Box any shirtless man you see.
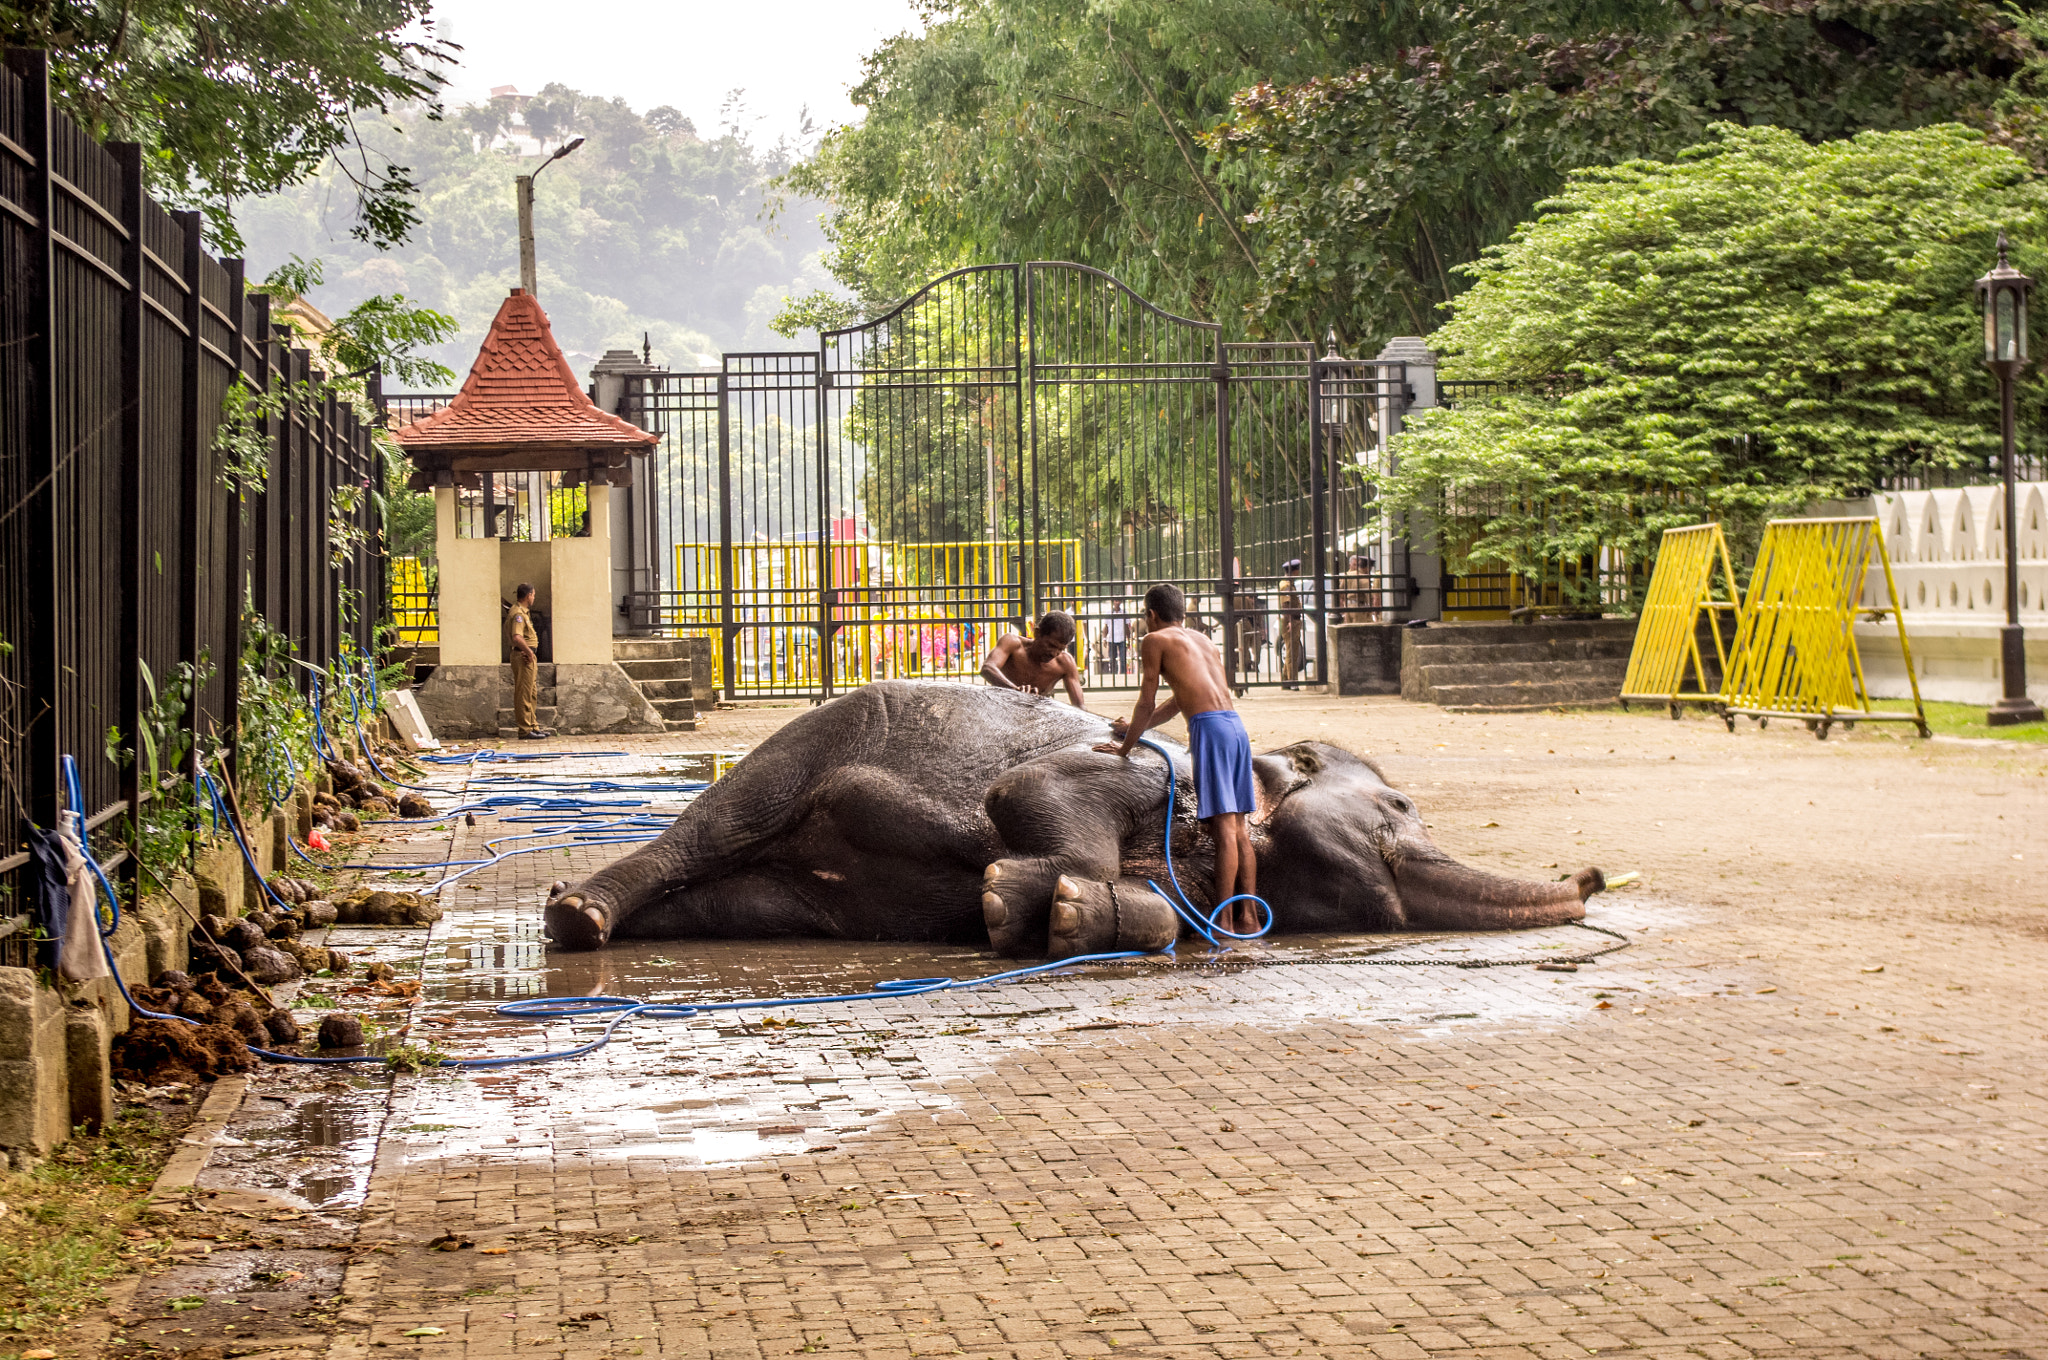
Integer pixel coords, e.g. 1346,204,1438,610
980,611,1087,708
1093,583,1259,936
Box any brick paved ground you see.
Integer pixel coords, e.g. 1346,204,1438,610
197,695,2048,1359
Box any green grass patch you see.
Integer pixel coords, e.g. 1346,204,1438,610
0,1107,180,1350
1870,698,2048,743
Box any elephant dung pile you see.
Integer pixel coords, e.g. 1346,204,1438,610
188,892,352,986
317,758,433,823
331,888,444,928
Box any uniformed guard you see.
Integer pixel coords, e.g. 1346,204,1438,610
508,583,550,739
1278,558,1306,689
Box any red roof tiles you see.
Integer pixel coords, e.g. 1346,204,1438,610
392,290,657,457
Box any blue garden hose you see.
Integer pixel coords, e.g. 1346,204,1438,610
1136,735,1274,947
77,696,1258,1070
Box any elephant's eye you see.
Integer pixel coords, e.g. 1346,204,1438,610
1387,796,1412,815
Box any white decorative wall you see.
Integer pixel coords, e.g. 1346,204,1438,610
1843,483,2048,705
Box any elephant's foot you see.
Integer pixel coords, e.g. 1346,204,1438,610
1047,876,1178,958
981,859,1056,956
544,880,613,950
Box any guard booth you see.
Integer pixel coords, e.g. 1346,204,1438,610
392,288,668,735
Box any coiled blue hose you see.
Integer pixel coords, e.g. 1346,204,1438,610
1135,736,1274,947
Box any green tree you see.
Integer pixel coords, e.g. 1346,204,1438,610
1210,0,2038,347
1380,122,2048,600
239,86,830,374
775,0,1331,337
1,0,453,251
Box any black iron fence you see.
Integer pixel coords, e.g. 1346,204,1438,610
1,48,383,930
615,263,1426,698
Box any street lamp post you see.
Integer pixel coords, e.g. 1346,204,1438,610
1977,232,2046,726
516,136,585,296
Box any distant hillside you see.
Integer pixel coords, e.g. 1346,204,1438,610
237,83,836,383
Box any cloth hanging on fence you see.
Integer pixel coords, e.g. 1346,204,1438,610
26,816,111,982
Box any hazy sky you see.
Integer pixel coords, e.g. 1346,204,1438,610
428,0,926,146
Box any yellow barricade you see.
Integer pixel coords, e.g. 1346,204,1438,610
1621,523,1741,716
1720,517,1928,739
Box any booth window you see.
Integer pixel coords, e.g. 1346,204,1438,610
455,471,593,539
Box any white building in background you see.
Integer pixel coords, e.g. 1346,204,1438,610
1844,483,2048,705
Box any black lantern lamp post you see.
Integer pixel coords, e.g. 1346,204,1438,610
1319,328,1352,434
1976,233,2046,725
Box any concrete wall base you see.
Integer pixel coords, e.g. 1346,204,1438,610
1330,624,1405,696
414,661,664,735
1856,620,2048,706
410,664,507,738
0,819,262,1164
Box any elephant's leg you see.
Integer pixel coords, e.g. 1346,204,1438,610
545,759,821,949
980,748,1171,956
1045,876,1179,957
613,868,833,940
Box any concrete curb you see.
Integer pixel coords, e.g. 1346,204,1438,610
147,1072,249,1204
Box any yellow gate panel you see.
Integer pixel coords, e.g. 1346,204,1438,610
389,556,437,647
1621,523,1740,715
1720,517,1928,739
657,538,1076,695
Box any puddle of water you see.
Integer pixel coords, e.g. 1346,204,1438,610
197,1073,390,1210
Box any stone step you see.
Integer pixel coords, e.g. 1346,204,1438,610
1415,658,1626,689
1403,640,1635,667
618,658,689,681
663,716,699,732
1425,678,1626,710
1406,620,1638,647
647,696,697,722
613,638,690,661
632,678,694,701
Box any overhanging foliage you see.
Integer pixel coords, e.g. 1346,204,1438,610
1381,122,2048,594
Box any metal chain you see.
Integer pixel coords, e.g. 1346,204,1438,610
1190,920,1631,971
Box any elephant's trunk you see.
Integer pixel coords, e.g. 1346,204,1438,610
1391,853,1602,931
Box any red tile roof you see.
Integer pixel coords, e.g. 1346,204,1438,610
391,290,657,456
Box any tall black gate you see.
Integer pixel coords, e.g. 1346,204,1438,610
628,263,1417,699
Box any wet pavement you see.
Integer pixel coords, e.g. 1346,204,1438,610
134,695,2048,1359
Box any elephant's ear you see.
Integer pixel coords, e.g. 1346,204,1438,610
1274,742,1325,776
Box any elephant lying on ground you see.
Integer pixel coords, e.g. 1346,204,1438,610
544,682,1605,957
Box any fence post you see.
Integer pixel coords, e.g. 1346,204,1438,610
176,212,204,810
220,264,249,775
1214,333,1236,693
8,49,59,834
816,340,833,699
1375,337,1440,620
112,142,144,878
1024,266,1041,623
1309,356,1328,687
717,364,736,698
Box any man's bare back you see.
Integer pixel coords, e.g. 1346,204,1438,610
1095,583,1258,934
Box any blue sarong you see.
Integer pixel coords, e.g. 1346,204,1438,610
1185,709,1255,821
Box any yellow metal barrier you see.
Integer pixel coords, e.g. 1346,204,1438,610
1720,517,1928,739
1621,523,1741,716
662,538,1081,693
389,556,437,647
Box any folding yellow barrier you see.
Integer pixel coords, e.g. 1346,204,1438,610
1720,516,1928,739
1621,523,1742,717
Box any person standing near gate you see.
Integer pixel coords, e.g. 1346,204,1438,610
1279,559,1306,689
1104,597,1130,676
509,584,552,739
